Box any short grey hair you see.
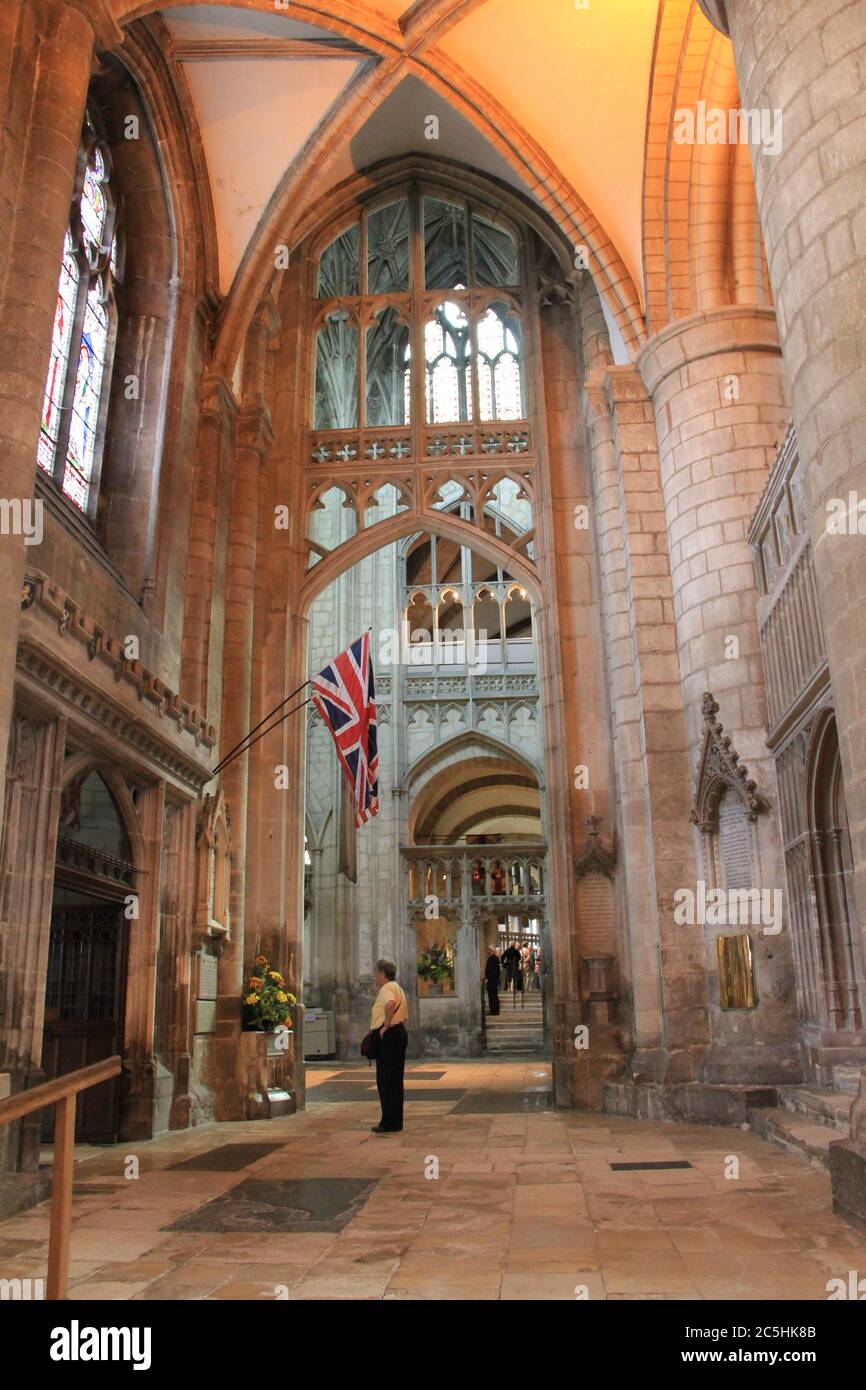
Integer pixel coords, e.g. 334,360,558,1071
375,958,397,981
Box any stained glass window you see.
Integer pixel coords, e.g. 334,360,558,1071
310,188,528,439
39,236,79,475
425,302,472,424
476,304,525,421
37,118,119,515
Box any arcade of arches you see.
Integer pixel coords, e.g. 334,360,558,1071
1,0,866,1248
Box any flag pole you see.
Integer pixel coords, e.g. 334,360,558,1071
213,695,313,779
211,679,311,777
210,628,374,781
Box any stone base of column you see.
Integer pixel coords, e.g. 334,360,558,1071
192,1032,271,1123
605,1078,778,1127
828,1140,866,1234
701,1042,803,1087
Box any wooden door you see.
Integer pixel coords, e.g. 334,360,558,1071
41,904,127,1142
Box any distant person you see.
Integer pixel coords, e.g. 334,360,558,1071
370,959,408,1135
502,940,520,992
484,946,501,1015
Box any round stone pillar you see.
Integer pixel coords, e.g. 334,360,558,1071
0,0,101,826
638,307,789,766
700,0,866,941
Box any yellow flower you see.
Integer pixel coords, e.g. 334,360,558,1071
245,993,259,1005
269,971,283,983
276,990,288,1004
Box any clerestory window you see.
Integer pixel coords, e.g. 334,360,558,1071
38,111,121,516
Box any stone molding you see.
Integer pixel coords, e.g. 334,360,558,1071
637,306,783,396
52,0,125,51
690,692,764,831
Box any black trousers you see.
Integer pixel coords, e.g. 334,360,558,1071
486,980,500,1015
375,1023,408,1131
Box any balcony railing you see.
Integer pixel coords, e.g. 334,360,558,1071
405,842,547,914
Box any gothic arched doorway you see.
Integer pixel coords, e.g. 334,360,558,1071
41,765,139,1142
806,713,866,1039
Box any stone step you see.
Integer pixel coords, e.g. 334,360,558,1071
779,1085,853,1132
750,1106,837,1170
832,1065,863,1097
486,1041,546,1053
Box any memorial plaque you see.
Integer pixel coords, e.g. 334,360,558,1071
196,949,218,1001
195,999,217,1035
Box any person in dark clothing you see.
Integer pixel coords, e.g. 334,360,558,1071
370,958,408,1134
502,941,520,992
484,946,501,1015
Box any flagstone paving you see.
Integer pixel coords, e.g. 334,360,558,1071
1,1060,865,1300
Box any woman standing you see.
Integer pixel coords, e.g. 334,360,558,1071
370,959,409,1134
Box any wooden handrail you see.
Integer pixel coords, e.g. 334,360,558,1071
0,1055,121,1300
0,1055,121,1124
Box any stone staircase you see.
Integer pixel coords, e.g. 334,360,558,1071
484,990,545,1054
749,1067,858,1170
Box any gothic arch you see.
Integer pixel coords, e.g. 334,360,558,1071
59,753,146,872
300,507,541,613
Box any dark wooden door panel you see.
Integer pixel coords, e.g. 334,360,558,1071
41,904,127,1142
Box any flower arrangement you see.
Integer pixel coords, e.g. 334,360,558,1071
243,954,296,1032
417,943,454,985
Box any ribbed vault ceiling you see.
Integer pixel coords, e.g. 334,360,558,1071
157,1,661,305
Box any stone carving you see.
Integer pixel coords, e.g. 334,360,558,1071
690,693,764,830
574,816,616,880
20,571,216,752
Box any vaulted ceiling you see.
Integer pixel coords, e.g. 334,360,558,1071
121,1,746,369
152,2,662,309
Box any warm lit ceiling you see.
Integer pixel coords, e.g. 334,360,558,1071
160,1,660,306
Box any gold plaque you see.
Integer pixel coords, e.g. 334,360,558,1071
717,933,756,1010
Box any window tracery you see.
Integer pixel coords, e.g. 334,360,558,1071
38,114,121,515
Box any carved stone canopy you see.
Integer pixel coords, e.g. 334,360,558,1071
574,816,616,880
691,693,764,831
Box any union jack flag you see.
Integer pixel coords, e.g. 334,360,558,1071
311,633,379,827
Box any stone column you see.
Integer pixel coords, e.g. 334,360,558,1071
699,0,866,952
700,0,866,1217
588,364,709,1085
0,712,65,1198
217,383,272,1012
180,373,237,716
638,308,789,766
638,308,800,1083
0,1,108,830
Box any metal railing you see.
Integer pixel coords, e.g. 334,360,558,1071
0,1055,121,1299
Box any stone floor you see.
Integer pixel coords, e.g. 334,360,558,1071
2,1058,865,1300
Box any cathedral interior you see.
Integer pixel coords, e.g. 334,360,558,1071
1,0,866,1311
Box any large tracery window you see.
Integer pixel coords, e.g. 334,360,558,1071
38,113,121,515
313,185,525,433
